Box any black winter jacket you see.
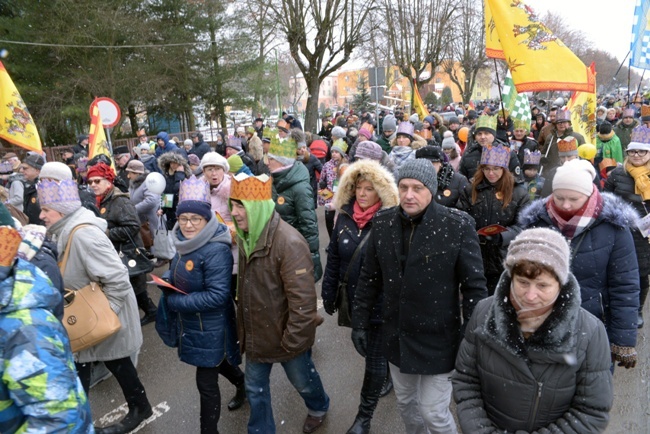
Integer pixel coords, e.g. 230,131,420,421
518,193,640,347
457,180,530,276
453,273,613,434
98,187,144,251
352,202,487,375
22,180,42,225
434,163,469,208
604,165,650,275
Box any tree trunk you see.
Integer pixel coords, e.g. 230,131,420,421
128,104,138,135
304,73,321,133
209,22,228,137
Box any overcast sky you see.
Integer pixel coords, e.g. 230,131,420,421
528,0,638,64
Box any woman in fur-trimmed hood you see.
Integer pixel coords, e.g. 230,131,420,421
322,159,398,434
157,152,191,229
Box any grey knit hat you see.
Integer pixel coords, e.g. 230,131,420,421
382,115,397,132
504,228,571,285
397,159,438,196
441,131,456,150
331,126,347,139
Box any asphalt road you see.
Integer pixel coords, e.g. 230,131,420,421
89,208,650,433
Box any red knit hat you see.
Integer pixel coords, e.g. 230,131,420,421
87,162,115,183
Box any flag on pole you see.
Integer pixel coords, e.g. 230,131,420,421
630,0,650,69
412,79,429,121
484,0,595,93
0,62,42,153
566,63,598,143
88,100,116,172
500,70,532,124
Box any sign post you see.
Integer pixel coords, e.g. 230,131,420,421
90,97,121,154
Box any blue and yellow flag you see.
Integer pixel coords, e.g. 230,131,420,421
630,0,650,69
0,62,42,153
484,0,595,93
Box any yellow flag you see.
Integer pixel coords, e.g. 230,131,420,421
566,64,597,143
484,0,595,93
88,100,116,172
0,62,42,153
412,79,428,121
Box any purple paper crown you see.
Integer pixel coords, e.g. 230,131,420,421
480,145,510,169
0,161,13,174
623,108,636,118
523,149,542,166
396,121,414,137
556,110,572,122
36,179,80,207
179,175,210,204
76,157,89,171
630,126,650,145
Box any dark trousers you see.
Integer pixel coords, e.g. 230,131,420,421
358,325,387,417
76,357,149,410
640,274,649,312
196,360,245,434
325,210,336,238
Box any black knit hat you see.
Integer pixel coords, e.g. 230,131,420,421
397,159,438,196
23,153,44,170
415,145,443,162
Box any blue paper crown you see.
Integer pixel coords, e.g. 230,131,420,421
523,149,541,166
480,145,510,169
630,126,650,145
36,179,80,207
179,175,210,204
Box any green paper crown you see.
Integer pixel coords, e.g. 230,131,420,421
512,118,530,131
475,114,497,131
264,126,297,159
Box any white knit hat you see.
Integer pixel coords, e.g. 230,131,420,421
552,159,596,197
40,162,73,181
200,152,229,173
504,228,571,285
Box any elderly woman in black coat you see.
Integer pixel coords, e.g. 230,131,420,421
453,228,613,433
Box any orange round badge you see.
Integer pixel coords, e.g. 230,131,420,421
443,189,451,197
31,197,36,203
495,192,503,200
277,196,285,205
185,260,194,271
100,207,106,214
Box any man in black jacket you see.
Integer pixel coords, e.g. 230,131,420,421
351,159,487,434
190,132,212,160
18,153,45,224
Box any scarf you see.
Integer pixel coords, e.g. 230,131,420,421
95,185,113,209
437,162,455,190
510,283,559,337
546,186,603,239
626,161,650,201
389,146,415,168
353,200,382,229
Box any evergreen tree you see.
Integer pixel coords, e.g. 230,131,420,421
441,86,453,107
352,75,372,114
424,92,438,106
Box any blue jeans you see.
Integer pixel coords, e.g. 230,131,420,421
245,349,330,433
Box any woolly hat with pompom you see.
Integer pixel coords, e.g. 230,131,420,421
441,131,456,150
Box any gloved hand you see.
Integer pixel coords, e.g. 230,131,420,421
351,328,368,358
611,344,637,369
479,233,502,245
323,298,336,315
157,276,175,297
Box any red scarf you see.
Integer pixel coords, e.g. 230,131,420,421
546,186,603,239
353,200,382,229
95,185,113,209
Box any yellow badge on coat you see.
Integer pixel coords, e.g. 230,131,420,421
100,207,106,214
277,196,285,205
495,192,503,200
443,189,451,197
31,197,36,203
185,260,194,271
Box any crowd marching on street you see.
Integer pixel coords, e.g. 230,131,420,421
2,99,650,434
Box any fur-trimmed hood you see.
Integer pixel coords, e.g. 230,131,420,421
484,271,582,358
157,152,191,177
518,191,640,230
332,159,399,212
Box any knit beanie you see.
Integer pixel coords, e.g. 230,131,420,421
355,141,383,161
415,145,444,162
187,154,200,166
358,127,372,140
24,153,45,170
441,131,456,150
382,115,397,132
397,159,438,196
504,228,571,285
226,137,243,152
552,159,596,197
184,139,193,147
331,139,348,157
200,152,230,172
40,162,73,181
87,162,115,184
331,126,347,139
227,154,244,173
409,113,419,123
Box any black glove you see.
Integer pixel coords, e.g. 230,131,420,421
351,329,368,358
157,276,175,297
479,233,502,246
323,298,336,316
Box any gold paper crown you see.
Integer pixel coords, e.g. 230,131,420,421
230,174,273,201
268,136,297,159
642,105,650,118
512,118,530,131
557,137,578,154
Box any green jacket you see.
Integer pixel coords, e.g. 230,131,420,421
597,135,624,164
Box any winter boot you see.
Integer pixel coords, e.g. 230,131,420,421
346,370,383,434
95,402,153,434
136,292,157,326
379,372,393,397
228,382,247,411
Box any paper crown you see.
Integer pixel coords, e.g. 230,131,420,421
475,115,497,132
513,118,530,131
641,105,650,120
523,149,542,166
630,126,650,145
0,161,13,174
396,121,414,137
262,126,276,140
36,179,80,207
276,119,290,131
179,175,210,204
557,137,578,155
268,134,297,159
480,145,510,168
623,108,636,118
76,157,89,171
230,174,272,201
555,110,572,122
360,122,374,136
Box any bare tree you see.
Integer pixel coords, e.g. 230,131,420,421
271,0,373,132
441,0,488,104
383,0,458,110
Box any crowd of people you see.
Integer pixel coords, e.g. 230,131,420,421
0,99,647,433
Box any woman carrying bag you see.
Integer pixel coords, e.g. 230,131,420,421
321,159,398,434
37,178,152,434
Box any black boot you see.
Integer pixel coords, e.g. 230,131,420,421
228,382,246,411
95,402,153,434
136,292,157,326
346,370,383,434
379,373,393,397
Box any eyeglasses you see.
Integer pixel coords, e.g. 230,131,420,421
178,216,205,226
88,179,104,185
626,149,648,157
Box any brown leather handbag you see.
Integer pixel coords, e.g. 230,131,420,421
140,221,153,249
59,225,121,353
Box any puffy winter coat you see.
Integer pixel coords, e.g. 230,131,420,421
518,193,640,347
98,186,144,251
236,212,318,363
514,136,540,166
158,152,191,229
453,273,613,434
165,217,240,368
22,180,42,225
129,172,160,233
272,161,322,281
434,163,469,208
457,180,530,276
0,259,93,433
458,141,523,182
604,165,650,275
192,139,212,160
155,132,188,159
352,201,488,375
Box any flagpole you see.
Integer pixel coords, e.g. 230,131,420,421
493,59,507,119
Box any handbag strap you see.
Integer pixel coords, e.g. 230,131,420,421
341,230,371,285
58,224,91,275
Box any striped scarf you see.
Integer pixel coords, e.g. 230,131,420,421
546,186,603,239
